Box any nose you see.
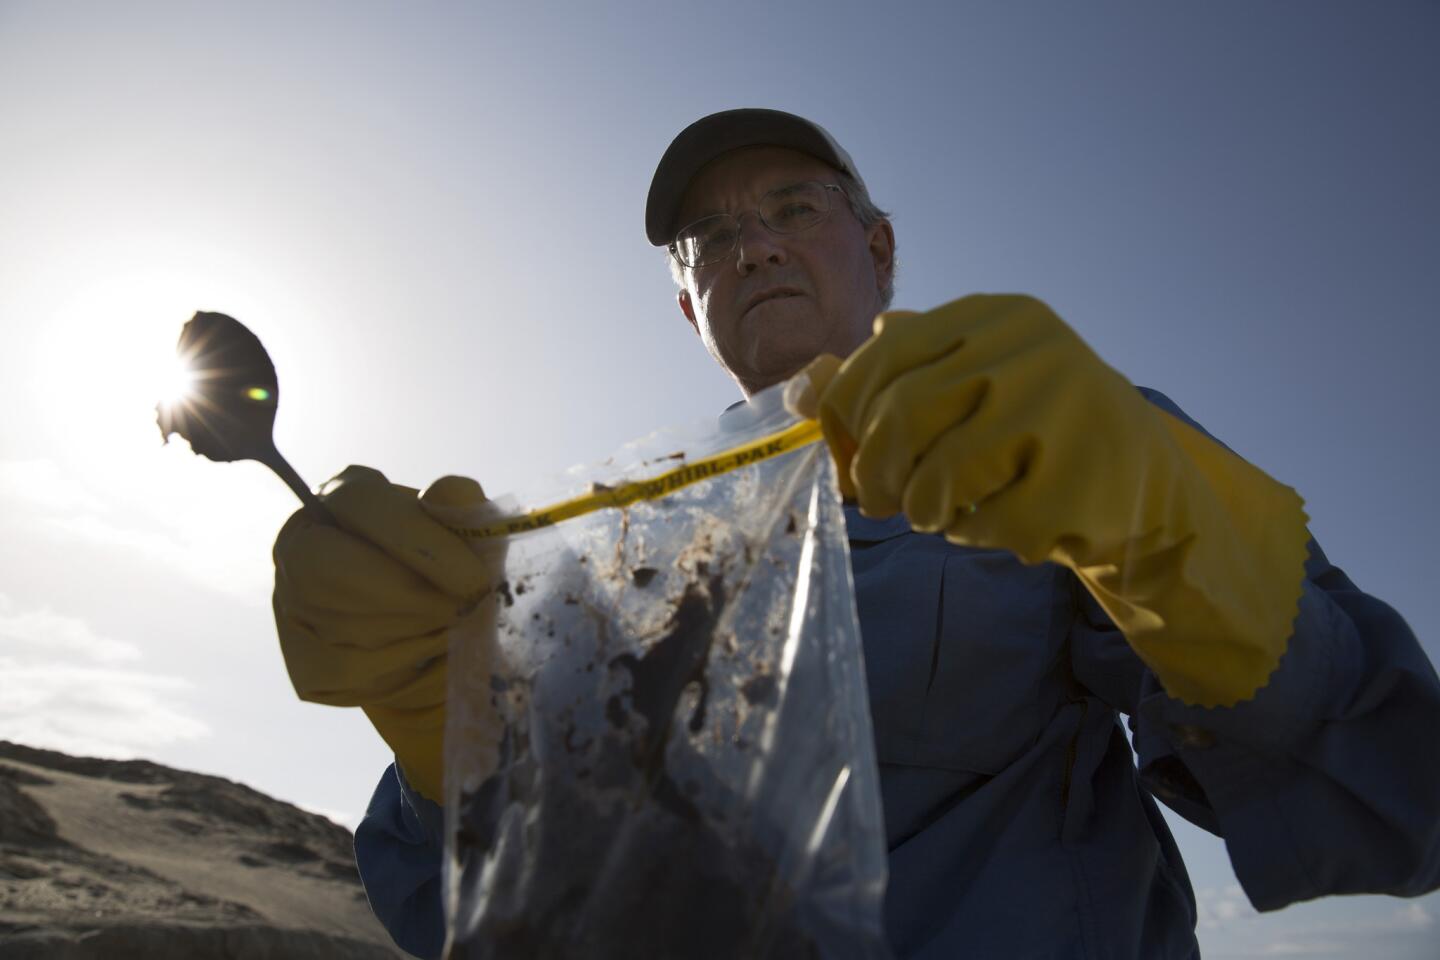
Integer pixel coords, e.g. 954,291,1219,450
733,212,787,276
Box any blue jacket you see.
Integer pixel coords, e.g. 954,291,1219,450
354,389,1440,959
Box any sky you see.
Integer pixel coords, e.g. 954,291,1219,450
1,1,1437,956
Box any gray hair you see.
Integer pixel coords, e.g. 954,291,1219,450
665,171,896,310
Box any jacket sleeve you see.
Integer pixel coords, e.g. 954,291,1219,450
1070,387,1440,912
353,762,446,959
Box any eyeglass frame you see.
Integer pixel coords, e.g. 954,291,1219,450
667,180,850,269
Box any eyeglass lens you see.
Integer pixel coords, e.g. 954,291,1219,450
674,181,833,267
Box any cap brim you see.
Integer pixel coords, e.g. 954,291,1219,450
645,108,861,246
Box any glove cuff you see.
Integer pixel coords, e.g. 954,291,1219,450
1065,409,1311,707
364,701,446,804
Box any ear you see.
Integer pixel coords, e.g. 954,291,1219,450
677,288,699,335
866,219,896,294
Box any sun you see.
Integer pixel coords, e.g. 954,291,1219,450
30,263,264,458
158,355,200,408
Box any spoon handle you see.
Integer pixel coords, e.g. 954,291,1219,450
260,445,337,525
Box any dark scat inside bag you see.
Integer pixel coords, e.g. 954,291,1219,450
443,389,891,960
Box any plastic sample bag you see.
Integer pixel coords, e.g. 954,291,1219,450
437,385,892,959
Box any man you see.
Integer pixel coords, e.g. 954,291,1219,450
272,109,1440,958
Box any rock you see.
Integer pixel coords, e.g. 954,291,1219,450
0,776,63,847
0,740,406,959
0,922,399,959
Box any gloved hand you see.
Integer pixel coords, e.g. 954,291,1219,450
787,294,1310,707
272,466,507,803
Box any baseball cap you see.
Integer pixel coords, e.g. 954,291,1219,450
645,108,865,246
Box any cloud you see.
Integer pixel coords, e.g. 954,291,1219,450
0,659,210,758
0,595,209,759
41,511,258,600
0,456,270,600
1194,880,1440,960
1196,884,1260,930
1392,902,1431,930
1258,942,1343,956
0,458,109,514
0,594,141,663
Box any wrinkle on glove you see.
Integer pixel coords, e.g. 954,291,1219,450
273,466,505,802
789,295,1311,707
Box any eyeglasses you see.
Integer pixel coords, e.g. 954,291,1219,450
670,181,847,268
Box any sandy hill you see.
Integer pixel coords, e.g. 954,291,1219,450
0,740,409,959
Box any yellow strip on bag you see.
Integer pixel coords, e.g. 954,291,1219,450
446,419,823,540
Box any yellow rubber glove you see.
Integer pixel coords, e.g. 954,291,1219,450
272,466,505,802
789,294,1311,707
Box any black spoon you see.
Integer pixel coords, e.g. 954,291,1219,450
156,311,334,524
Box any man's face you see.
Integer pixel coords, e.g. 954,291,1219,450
674,146,895,396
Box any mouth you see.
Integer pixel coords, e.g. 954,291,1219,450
741,288,804,317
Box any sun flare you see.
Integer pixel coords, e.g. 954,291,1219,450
30,249,292,459
159,356,200,407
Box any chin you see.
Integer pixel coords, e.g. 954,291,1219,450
734,353,815,397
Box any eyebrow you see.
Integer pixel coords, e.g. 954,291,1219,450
686,180,815,221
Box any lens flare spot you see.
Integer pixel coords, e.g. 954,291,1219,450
245,386,271,402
